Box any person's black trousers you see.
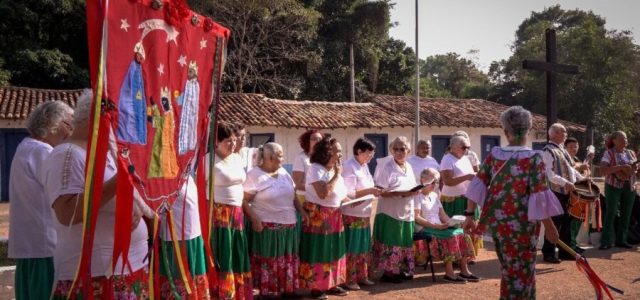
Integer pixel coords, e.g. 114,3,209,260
542,191,572,258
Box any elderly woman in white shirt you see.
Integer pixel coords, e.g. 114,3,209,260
440,135,476,217
211,121,252,299
372,136,420,284
9,100,73,299
300,137,349,299
341,138,382,290
42,90,149,298
243,142,307,298
414,168,478,283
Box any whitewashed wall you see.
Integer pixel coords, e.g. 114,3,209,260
246,125,548,167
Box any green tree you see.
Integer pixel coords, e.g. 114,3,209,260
0,0,88,88
489,5,640,147
421,52,491,98
191,0,320,100
303,0,391,101
375,38,416,96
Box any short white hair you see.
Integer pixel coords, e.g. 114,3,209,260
72,89,94,127
416,140,431,148
257,142,282,165
389,136,411,151
26,101,73,138
548,123,566,137
500,106,532,137
420,167,440,184
453,131,470,139
449,135,468,148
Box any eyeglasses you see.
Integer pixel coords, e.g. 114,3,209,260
61,120,73,131
460,145,470,151
392,147,407,152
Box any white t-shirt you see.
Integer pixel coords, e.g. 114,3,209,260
407,155,440,183
42,143,148,280
305,163,348,208
161,176,201,241
214,153,246,206
292,151,311,195
374,159,417,222
244,167,297,224
440,153,474,197
415,191,442,231
341,157,375,218
8,137,57,259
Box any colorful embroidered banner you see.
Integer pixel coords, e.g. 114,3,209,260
83,0,229,298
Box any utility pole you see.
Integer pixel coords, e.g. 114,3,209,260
414,0,420,147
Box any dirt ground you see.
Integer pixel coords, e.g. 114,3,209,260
0,202,639,299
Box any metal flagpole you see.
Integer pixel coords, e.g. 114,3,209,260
415,0,420,147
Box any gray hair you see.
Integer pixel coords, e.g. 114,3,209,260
389,136,411,151
420,167,440,184
500,106,532,137
72,89,94,127
453,131,470,139
26,101,74,138
257,142,282,166
416,140,431,148
548,123,566,137
449,135,468,148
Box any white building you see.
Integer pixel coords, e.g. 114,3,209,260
0,86,585,199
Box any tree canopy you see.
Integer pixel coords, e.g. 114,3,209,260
488,5,640,147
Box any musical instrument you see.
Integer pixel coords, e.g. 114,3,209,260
569,180,600,221
613,161,638,181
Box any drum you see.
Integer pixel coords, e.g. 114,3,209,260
569,180,600,220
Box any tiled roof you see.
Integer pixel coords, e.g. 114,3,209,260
0,86,84,120
368,95,586,132
0,86,585,132
220,93,412,129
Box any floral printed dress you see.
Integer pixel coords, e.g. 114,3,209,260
465,146,563,299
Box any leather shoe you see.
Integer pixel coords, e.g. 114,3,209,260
574,246,586,254
615,243,632,249
399,272,414,280
380,274,402,284
543,256,561,264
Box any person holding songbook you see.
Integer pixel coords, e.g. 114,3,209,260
372,136,420,284
341,138,382,290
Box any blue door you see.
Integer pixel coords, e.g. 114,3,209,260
364,134,388,175
0,129,29,201
480,135,501,162
431,135,451,164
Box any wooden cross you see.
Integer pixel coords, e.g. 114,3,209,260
522,28,578,139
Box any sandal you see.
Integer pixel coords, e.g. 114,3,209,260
359,278,375,286
310,290,328,300
344,282,361,290
328,286,349,296
443,275,467,283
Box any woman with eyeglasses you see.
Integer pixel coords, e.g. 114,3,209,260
340,138,382,290
413,168,478,283
372,136,420,284
440,135,476,218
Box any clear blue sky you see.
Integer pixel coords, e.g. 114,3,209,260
389,0,640,71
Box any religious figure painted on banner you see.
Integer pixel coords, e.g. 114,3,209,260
178,60,200,154
117,42,148,145
147,87,179,179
